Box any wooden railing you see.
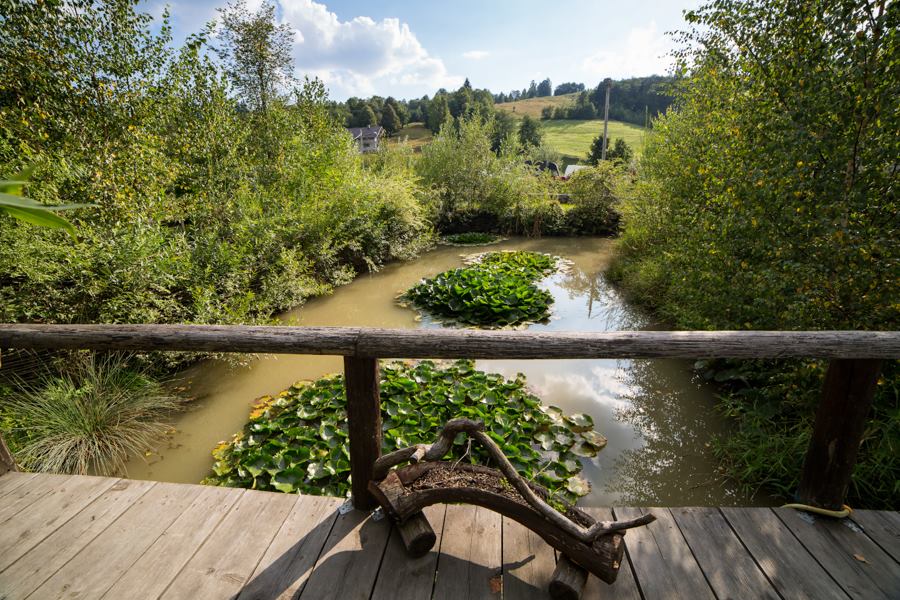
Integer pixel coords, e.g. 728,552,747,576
1,324,898,510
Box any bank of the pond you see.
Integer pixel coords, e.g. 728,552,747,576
125,237,774,507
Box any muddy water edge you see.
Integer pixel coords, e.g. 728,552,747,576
125,237,773,507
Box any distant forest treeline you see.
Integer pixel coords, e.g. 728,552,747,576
329,76,674,133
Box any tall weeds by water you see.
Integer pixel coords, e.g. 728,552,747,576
7,354,182,476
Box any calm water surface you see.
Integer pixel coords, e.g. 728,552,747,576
126,237,771,506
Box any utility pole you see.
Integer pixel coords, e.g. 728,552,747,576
601,78,611,161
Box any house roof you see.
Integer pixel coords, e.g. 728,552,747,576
346,126,385,140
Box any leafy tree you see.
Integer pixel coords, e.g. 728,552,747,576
526,80,538,98
554,82,585,95
541,106,554,120
491,110,518,153
216,0,294,115
361,104,378,126
537,78,553,97
606,138,633,163
380,103,401,135
586,134,606,165
518,115,544,148
426,94,452,133
613,0,899,507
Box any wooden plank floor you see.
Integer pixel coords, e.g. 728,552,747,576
0,472,897,599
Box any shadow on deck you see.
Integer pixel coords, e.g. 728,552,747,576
0,472,897,599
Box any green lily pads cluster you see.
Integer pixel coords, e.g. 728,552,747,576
401,251,560,327
441,232,503,246
204,360,607,502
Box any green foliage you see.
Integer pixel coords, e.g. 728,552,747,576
380,104,402,135
204,360,607,501
402,251,558,327
606,138,634,163
442,232,503,246
0,173,90,238
417,114,558,235
4,354,182,476
563,164,621,235
611,0,899,507
0,1,433,357
518,115,544,148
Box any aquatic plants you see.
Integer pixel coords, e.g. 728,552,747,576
205,360,607,502
401,251,560,327
5,354,182,476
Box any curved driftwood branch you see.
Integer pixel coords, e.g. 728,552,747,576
375,418,654,544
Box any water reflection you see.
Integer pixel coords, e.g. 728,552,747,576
125,237,770,506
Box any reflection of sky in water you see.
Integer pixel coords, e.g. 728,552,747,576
128,238,771,506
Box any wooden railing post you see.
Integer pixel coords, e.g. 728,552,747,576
0,431,17,475
795,359,882,510
344,356,382,510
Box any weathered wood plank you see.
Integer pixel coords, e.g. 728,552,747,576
851,510,900,564
103,485,244,599
1,324,898,359
0,478,155,600
371,504,447,600
432,504,503,600
0,472,75,524
161,488,297,599
613,507,715,600
0,474,119,571
299,507,393,600
775,507,900,599
0,471,36,499
502,516,558,599
581,507,642,600
796,359,883,509
671,507,779,599
345,356,382,510
720,506,849,600
29,481,202,599
237,494,345,600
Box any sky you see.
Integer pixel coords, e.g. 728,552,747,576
149,0,702,101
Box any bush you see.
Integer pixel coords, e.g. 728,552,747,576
562,164,621,235
416,115,558,235
5,354,182,475
205,360,607,501
442,232,503,245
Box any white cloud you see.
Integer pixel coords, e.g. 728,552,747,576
278,0,460,98
462,50,489,60
581,22,673,79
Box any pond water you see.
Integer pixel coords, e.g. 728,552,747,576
126,237,772,506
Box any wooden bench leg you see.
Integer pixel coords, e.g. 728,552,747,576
397,510,436,558
549,554,588,600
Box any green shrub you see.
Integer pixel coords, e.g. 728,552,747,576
563,164,621,235
417,114,558,235
442,232,502,245
5,354,182,476
402,251,559,327
205,360,607,501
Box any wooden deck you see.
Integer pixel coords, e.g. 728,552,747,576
0,472,897,600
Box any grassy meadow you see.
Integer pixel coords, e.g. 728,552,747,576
494,93,578,118
543,119,647,161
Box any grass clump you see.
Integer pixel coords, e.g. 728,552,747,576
401,251,559,327
204,360,607,501
4,354,182,476
441,232,503,246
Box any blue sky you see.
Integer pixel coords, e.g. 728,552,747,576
152,0,701,100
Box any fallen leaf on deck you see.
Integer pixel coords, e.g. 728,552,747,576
853,553,869,564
